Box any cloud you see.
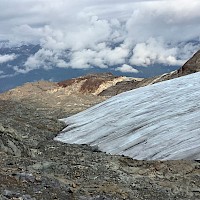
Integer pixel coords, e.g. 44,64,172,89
129,38,185,66
0,54,17,64
116,64,139,73
0,73,16,79
125,0,200,44
69,44,129,69
0,0,200,74
13,48,57,73
11,25,45,45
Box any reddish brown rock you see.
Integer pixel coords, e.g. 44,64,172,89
58,72,128,95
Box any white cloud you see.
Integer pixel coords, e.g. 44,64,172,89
116,64,139,73
69,44,129,69
11,25,45,45
126,0,200,43
0,0,200,73
129,38,185,66
0,54,17,64
13,48,59,73
0,73,16,79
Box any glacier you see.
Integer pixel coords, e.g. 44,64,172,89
54,72,200,160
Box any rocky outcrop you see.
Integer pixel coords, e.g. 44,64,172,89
100,50,200,96
0,124,26,157
0,51,200,199
99,71,178,96
0,87,200,199
58,73,133,95
3,50,200,99
177,50,200,75
1,143,200,200
1,82,107,118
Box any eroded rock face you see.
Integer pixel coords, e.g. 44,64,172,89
0,124,26,157
58,73,130,95
1,139,200,200
99,50,200,96
0,51,200,199
98,72,177,96
1,82,107,118
0,90,200,199
178,50,200,75
2,50,200,100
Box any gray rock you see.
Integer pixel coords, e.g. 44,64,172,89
2,190,20,198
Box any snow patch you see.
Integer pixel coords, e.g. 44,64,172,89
55,72,200,160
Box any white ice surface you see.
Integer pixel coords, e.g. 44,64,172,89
54,72,200,160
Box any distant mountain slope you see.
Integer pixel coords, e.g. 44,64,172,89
178,50,200,75
0,72,143,118
99,50,200,96
57,72,139,95
55,72,200,160
1,49,199,98
0,42,179,93
1,49,199,121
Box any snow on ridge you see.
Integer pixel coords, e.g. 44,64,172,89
55,72,200,160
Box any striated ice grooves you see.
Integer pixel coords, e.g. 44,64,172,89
54,72,200,160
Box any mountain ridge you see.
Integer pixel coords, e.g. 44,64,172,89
2,49,199,99
0,50,200,199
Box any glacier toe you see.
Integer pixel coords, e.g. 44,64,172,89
55,72,200,160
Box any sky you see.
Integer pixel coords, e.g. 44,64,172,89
0,0,200,75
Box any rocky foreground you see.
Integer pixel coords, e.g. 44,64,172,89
0,98,200,200
0,51,200,199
